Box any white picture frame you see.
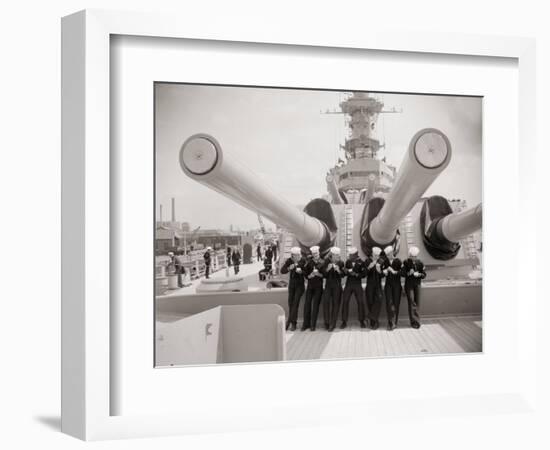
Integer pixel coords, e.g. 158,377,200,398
61,9,537,440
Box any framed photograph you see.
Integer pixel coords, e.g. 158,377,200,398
154,83,483,367
62,9,537,440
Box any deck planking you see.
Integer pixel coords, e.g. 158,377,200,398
285,315,482,361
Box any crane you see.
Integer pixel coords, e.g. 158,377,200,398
257,214,266,235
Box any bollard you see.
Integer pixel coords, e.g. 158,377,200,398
167,274,179,290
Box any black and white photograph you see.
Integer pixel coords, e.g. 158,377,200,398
4,0,547,446
154,84,482,367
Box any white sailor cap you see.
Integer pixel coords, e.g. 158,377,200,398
290,246,302,255
168,252,174,256
372,247,382,256
384,245,394,256
207,246,212,251
309,245,320,254
348,246,358,255
330,246,341,255
408,246,420,257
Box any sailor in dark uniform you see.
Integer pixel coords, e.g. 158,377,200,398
264,245,273,264
280,246,306,331
231,248,241,274
203,247,212,279
167,252,177,275
258,256,273,281
382,245,402,330
302,245,325,331
340,247,367,329
256,243,262,261
321,246,345,332
226,246,232,267
401,246,426,329
365,246,386,330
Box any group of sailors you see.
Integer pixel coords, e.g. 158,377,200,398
280,245,426,332
168,242,279,283
167,245,241,284
257,241,279,263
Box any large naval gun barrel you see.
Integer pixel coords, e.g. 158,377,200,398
421,198,482,260
362,128,452,250
179,134,334,250
438,203,482,242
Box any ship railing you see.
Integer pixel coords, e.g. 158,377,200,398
155,249,229,280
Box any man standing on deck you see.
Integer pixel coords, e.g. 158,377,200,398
226,246,232,267
167,252,177,275
256,243,262,262
383,245,402,330
401,246,426,329
302,245,325,331
340,247,367,329
231,248,241,275
280,247,306,331
321,246,345,332
365,246,386,330
265,244,273,264
175,251,186,287
258,256,273,281
203,247,212,279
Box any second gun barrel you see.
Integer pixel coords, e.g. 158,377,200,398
369,128,452,245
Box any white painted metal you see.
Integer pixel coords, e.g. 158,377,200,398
180,134,326,247
440,203,483,242
156,305,286,366
369,129,451,245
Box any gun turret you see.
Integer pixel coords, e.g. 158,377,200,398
360,128,452,253
179,134,336,252
437,203,482,242
421,197,482,260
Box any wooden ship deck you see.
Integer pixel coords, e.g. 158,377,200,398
284,315,482,361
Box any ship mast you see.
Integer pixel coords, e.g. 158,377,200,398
324,92,400,160
323,92,401,204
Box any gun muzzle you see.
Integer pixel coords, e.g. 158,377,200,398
180,134,332,249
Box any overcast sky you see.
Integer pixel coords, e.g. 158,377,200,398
155,84,482,230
